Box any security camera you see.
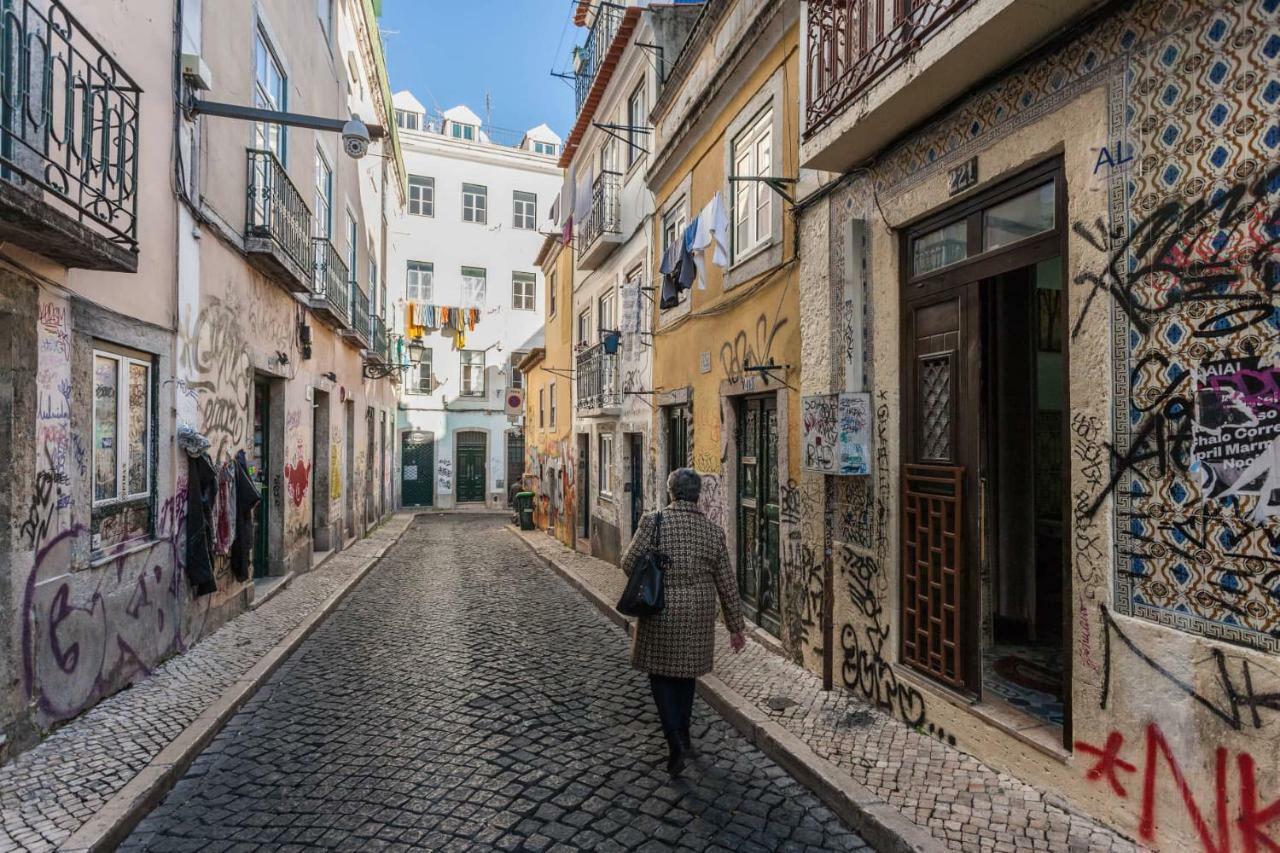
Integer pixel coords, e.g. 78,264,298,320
342,115,370,159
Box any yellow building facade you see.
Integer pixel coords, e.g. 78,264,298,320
521,229,577,547
646,0,809,663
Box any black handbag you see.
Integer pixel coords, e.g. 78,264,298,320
617,512,669,617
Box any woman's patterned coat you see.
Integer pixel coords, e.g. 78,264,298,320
620,501,745,678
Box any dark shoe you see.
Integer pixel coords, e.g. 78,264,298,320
666,742,688,777
680,725,694,756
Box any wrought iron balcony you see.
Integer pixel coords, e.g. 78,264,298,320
309,238,349,327
347,284,371,347
368,314,389,364
246,149,313,292
576,342,621,414
575,170,622,270
574,3,623,115
805,0,973,138
0,0,141,271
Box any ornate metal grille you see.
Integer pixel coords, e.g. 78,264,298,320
805,0,974,137
0,0,141,250
919,353,952,461
576,169,621,256
575,342,621,411
574,3,623,115
901,463,965,688
349,283,370,345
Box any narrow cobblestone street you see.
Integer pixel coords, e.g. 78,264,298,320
122,515,870,852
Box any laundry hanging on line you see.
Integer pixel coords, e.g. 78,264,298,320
659,190,732,305
406,302,480,350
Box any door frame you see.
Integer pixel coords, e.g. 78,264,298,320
897,156,1072,742
400,428,435,507
454,429,488,504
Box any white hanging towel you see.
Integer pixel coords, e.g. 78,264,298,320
691,191,731,289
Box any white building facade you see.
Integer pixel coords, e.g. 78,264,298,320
389,92,561,510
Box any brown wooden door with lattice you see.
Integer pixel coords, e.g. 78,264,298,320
901,284,982,693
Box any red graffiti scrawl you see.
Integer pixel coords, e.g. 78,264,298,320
1077,723,1280,852
283,456,312,507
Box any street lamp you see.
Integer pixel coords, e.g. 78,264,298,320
406,338,425,364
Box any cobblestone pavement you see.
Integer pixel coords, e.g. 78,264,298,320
123,515,871,852
0,516,413,853
514,527,1137,853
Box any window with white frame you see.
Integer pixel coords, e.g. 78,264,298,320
509,354,524,389
92,346,154,551
462,267,487,307
578,307,593,346
407,261,433,301
512,272,536,311
598,289,616,341
253,29,286,159
395,109,419,131
413,348,434,394
452,122,476,141
463,183,487,223
534,141,557,156
549,381,557,427
732,109,773,260
549,270,558,316
513,191,537,229
599,432,614,495
627,81,646,167
314,148,332,238
661,202,687,310
344,210,357,282
408,175,434,216
539,388,546,428
461,350,485,396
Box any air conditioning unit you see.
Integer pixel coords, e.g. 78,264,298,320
181,53,213,91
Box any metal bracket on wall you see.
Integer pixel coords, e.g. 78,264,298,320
743,359,795,391
538,366,576,380
593,122,649,156
728,175,797,205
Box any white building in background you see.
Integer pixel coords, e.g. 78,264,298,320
388,90,561,510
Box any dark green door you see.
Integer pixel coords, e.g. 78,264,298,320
401,432,434,507
252,380,270,578
737,395,780,635
455,433,486,503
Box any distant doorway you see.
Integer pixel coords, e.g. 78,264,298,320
312,389,331,550
627,433,644,535
251,379,271,578
455,431,487,504
736,394,780,636
401,431,434,507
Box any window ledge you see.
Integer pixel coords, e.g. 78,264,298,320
725,238,782,292
90,537,162,569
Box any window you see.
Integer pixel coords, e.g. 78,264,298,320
661,203,687,309
413,348,434,394
598,289,616,341
627,81,646,167
578,307,593,346
732,109,773,260
93,346,154,551
462,267,487,307
549,270,558,317
461,350,485,396
463,183,487,223
666,405,691,471
513,191,537,229
253,29,286,159
369,256,379,317
317,0,332,35
512,272,536,311
314,148,332,238
549,381,557,427
539,388,546,428
599,433,614,495
344,210,357,282
395,109,419,131
909,179,1058,277
534,141,557,156
510,355,524,389
408,175,434,216
452,122,476,141
407,261,433,301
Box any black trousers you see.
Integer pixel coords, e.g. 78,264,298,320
649,675,696,739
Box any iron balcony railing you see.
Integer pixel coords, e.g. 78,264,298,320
247,149,313,275
805,0,974,137
369,314,388,363
350,284,371,344
576,342,621,411
312,237,349,319
575,170,621,256
573,2,623,114
0,0,141,251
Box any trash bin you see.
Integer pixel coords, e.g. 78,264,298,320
515,491,536,530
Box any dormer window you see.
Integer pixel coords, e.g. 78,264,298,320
533,141,558,156
395,109,419,131
451,122,476,141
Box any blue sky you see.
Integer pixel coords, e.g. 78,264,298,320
380,0,578,138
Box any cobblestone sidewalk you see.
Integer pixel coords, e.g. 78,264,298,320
512,527,1138,853
0,514,414,852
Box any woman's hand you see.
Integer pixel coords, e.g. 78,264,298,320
729,631,746,653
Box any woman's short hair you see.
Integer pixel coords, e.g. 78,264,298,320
667,467,702,503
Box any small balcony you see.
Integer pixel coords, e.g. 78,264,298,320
573,3,623,115
367,314,389,365
802,0,1097,171
575,170,622,271
576,342,621,416
345,285,371,348
309,238,349,328
245,149,313,292
0,0,141,272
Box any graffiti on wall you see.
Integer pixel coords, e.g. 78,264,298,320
180,297,252,459
29,290,72,550
437,457,453,493
284,444,312,508
719,313,788,384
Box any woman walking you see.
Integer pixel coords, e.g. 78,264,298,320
621,468,746,777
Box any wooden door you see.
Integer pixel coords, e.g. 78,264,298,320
737,395,781,636
455,433,486,503
629,434,644,534
401,433,434,507
251,380,270,578
900,284,982,692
